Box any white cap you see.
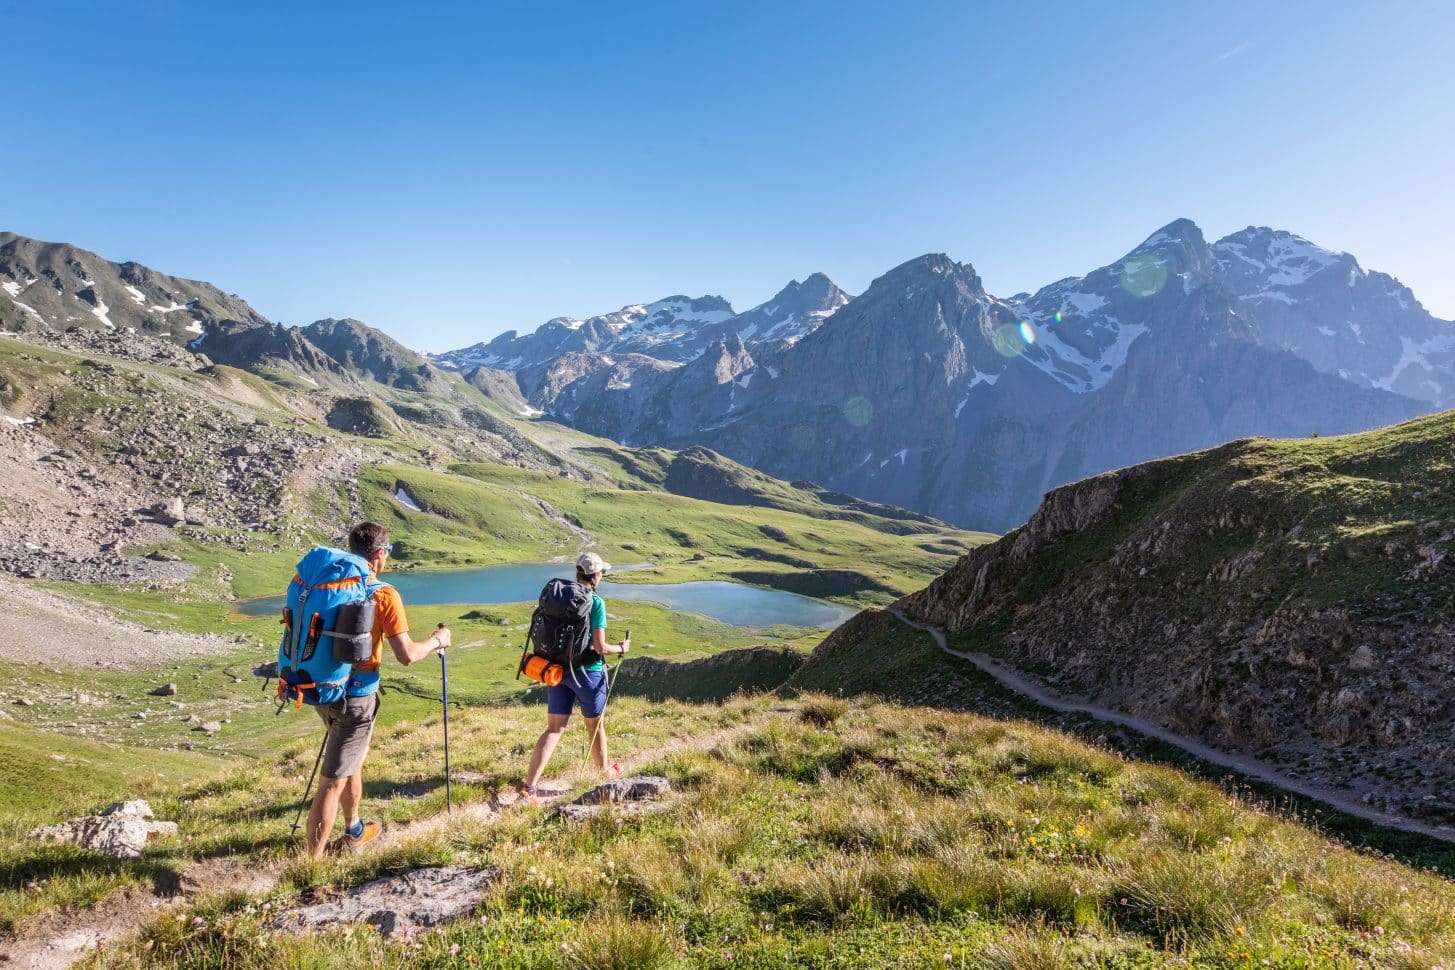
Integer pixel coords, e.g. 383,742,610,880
577,552,611,574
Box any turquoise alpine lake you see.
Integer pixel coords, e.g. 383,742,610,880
236,561,857,629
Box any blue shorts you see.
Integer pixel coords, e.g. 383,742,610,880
546,667,607,718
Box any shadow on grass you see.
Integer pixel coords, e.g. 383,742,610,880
0,844,181,898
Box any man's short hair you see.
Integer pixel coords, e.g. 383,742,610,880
348,522,390,557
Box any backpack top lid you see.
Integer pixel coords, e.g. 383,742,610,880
539,578,593,619
294,546,373,589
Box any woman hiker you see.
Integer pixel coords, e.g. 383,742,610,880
517,552,631,802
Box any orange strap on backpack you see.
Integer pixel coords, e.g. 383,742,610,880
276,677,320,709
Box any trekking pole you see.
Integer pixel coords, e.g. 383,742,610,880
290,728,329,837
437,623,452,813
587,631,628,768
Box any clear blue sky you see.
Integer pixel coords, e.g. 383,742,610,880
5,1,1452,351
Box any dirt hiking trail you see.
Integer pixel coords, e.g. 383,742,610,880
890,607,1455,845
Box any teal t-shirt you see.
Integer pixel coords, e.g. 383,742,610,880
582,593,607,672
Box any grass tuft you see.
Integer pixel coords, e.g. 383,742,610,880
798,695,848,728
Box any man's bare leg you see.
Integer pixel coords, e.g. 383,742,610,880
305,775,346,860
339,772,363,830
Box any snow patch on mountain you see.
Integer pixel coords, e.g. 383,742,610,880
1008,291,1148,395
394,485,423,512
89,299,115,329
1213,229,1345,287
1061,292,1107,315
13,300,44,321
954,369,1002,418
1372,332,1455,395
1240,291,1297,305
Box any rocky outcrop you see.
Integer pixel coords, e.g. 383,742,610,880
325,396,402,438
895,412,1455,823
275,865,499,938
557,776,673,823
302,318,448,393
29,800,178,858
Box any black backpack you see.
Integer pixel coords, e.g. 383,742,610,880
524,578,595,673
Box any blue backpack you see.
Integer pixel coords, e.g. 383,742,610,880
276,547,382,708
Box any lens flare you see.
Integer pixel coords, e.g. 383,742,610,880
1019,321,1036,345
1053,311,1062,325
1119,256,1168,297
991,324,1025,358
843,397,873,427
789,425,815,451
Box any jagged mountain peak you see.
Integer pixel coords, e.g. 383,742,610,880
861,254,984,301
1211,226,1360,285
647,294,734,315
767,272,847,308
1138,217,1204,246
1118,218,1214,277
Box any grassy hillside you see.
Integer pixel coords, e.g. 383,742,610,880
864,409,1455,828
443,459,982,603
3,693,1451,966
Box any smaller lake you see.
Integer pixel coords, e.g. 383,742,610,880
235,562,857,629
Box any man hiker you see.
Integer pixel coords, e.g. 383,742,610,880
304,521,451,859
518,552,630,802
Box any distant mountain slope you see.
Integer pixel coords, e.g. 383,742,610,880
301,317,448,393
0,232,460,391
880,409,1455,824
0,231,270,341
1211,226,1455,405
492,219,1448,531
433,275,850,373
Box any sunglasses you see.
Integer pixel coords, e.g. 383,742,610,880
371,544,393,554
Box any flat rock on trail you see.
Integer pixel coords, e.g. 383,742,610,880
0,574,237,669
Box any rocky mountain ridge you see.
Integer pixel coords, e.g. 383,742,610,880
0,231,268,343
470,219,1450,531
431,274,850,373
0,232,476,401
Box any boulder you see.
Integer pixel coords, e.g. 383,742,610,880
556,775,673,823
152,498,186,526
573,775,671,805
29,800,178,859
150,683,178,696
274,865,499,938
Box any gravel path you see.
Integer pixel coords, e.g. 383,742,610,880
890,608,1455,844
0,575,238,670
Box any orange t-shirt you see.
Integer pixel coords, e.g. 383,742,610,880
355,582,408,672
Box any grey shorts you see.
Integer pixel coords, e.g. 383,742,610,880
314,692,380,779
